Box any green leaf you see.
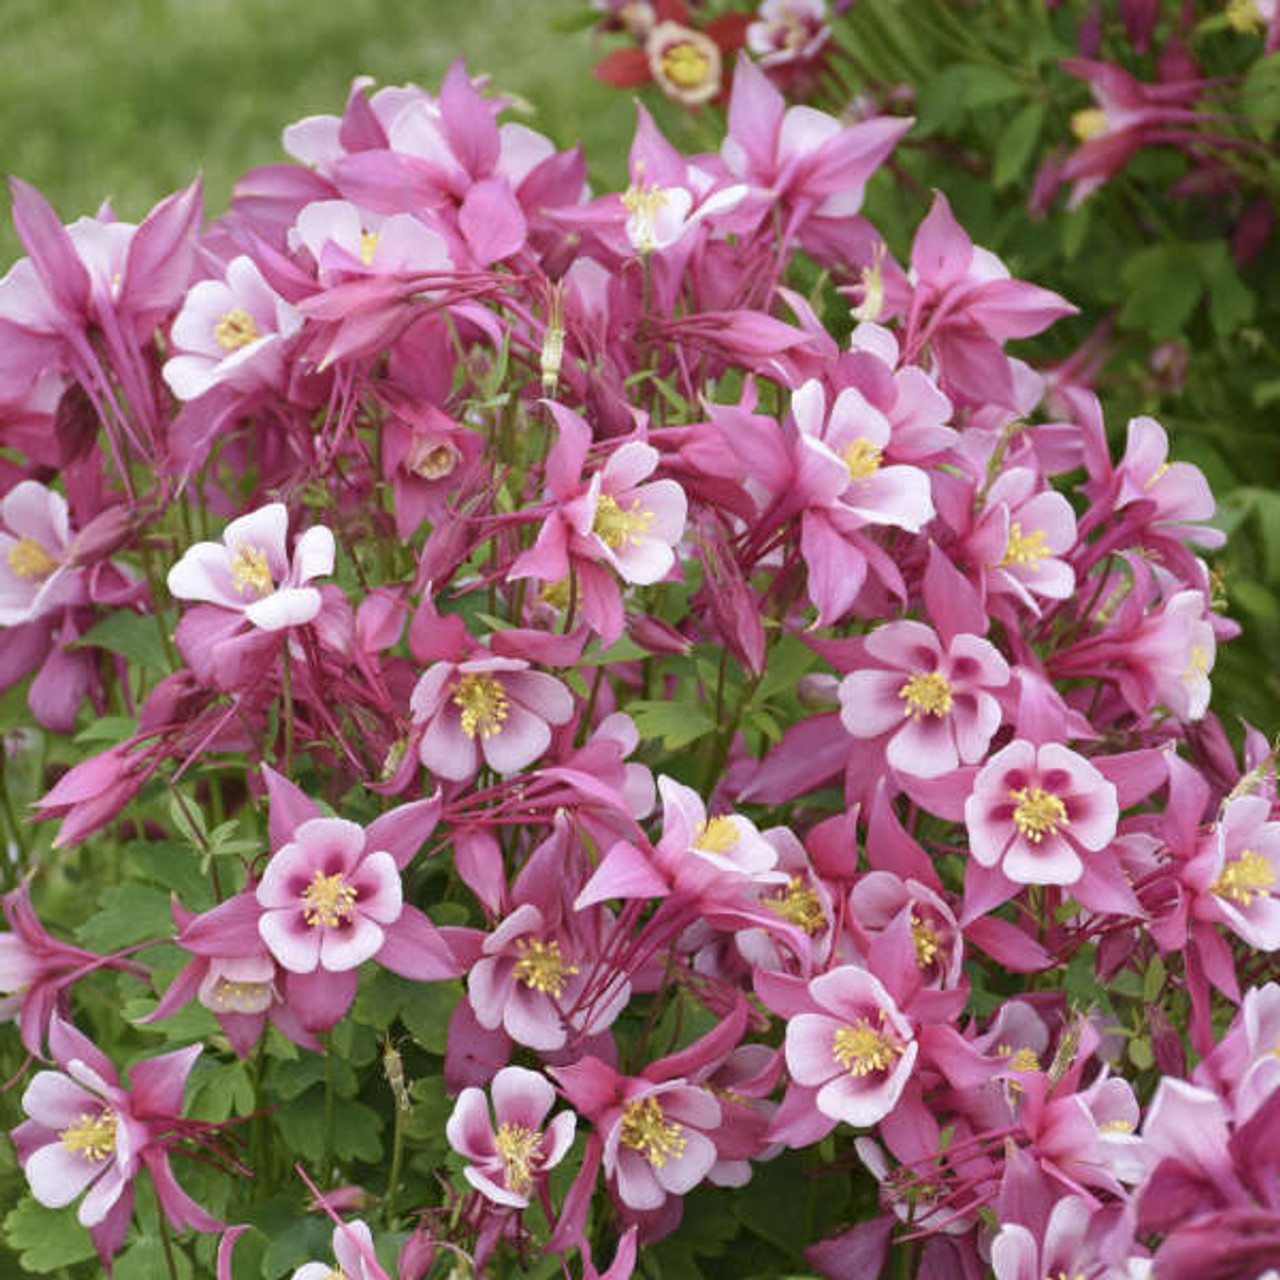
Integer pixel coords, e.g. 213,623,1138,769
1242,51,1280,140
274,1088,326,1163
400,979,462,1054
74,715,137,745
3,1198,97,1272
1143,954,1167,1004
334,1100,384,1162
187,1059,255,1122
1128,1036,1155,1070
1118,243,1204,340
77,609,168,671
115,1237,193,1279
77,883,174,950
750,635,816,707
627,699,716,750
1194,240,1256,337
994,102,1045,189
915,64,1022,136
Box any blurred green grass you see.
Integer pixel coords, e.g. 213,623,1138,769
0,0,637,262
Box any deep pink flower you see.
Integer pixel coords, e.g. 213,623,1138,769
965,740,1118,886
446,1066,577,1208
838,621,1008,779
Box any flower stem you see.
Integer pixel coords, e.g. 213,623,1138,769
159,1213,180,1280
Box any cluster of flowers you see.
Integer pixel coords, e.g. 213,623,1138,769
0,24,1277,1280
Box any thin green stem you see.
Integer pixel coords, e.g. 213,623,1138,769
159,1213,180,1280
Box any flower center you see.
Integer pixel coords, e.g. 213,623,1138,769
214,307,260,352
408,440,458,480
766,876,826,935
621,181,670,254
1001,522,1050,568
301,870,358,928
1070,107,1109,141
1183,645,1211,683
6,536,59,581
832,1016,904,1077
229,544,273,597
1227,0,1264,33
660,40,711,89
205,976,274,1014
911,913,943,968
1100,1118,1134,1134
1009,787,1069,843
592,494,654,551
512,937,578,998
693,815,739,855
60,1109,117,1163
899,671,953,719
620,1096,687,1168
842,438,883,481
453,673,509,739
1211,848,1275,907
359,230,380,266
494,1121,540,1197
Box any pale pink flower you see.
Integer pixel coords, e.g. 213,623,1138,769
256,817,403,973
784,966,917,1128
965,740,1118,885
747,0,830,66
446,1066,577,1208
1190,794,1280,951
0,480,85,625
410,654,574,781
163,254,302,401
837,621,1008,779
646,22,722,106
291,1220,387,1280
977,468,1077,609
167,502,335,631
656,775,787,886
291,199,451,284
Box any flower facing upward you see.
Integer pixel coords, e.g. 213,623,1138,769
646,22,722,105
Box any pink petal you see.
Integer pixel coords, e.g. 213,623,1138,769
492,1065,554,1131
259,910,322,973
785,1012,842,1086
446,1086,497,1161
481,701,551,776
24,1141,102,1208
319,915,385,971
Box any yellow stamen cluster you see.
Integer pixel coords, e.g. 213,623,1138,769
1227,0,1264,33
359,230,380,266
512,937,578,998
214,307,260,352
766,876,826,935
1070,107,1108,141
1009,787,1069,843
6,536,58,581
539,578,573,612
910,913,943,968
494,1122,540,1197
832,1016,903,1077
592,494,655,551
619,1096,687,1168
408,442,458,480
301,870,358,929
694,816,740,855
207,977,273,1013
899,671,953,719
229,544,273,597
842,438,883,481
1183,645,1211,684
1099,1118,1135,1134
453,673,509,739
1001,522,1050,568
660,41,711,89
1008,1047,1042,1073
60,1110,117,1163
1211,849,1276,907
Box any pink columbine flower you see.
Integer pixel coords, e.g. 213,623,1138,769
446,1066,577,1208
0,480,85,625
965,740,1118,886
13,1017,218,1266
837,621,1008,779
291,199,451,285
167,501,335,631
291,1220,388,1280
975,469,1078,610
784,965,917,1128
410,653,574,782
747,0,830,66
257,817,404,973
1188,794,1280,951
163,254,302,401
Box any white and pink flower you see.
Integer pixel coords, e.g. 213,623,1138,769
167,501,334,631
1190,794,1280,951
747,0,831,66
837,621,1009,779
965,740,1118,886
290,1220,386,1280
446,1066,577,1208
291,199,451,284
0,480,85,625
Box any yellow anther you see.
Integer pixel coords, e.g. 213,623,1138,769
494,1122,540,1197
408,441,458,480
1009,787,1069,843
766,876,826,935
1211,848,1275,907
1009,1047,1041,1073
661,41,711,89
899,671,953,719
60,1110,117,1163
1001,523,1050,568
842,438,883,481
359,230,380,266
208,978,273,1013
6,537,58,581
1227,0,1264,33
453,673,509,739
512,938,578,998
831,1016,904,1077
229,544,273,597
620,1096,687,1168
694,816,740,855
592,494,654,550
301,870,358,928
1070,108,1108,141
1183,646,1211,684
910,913,942,968
1100,1118,1134,1134
214,307,260,352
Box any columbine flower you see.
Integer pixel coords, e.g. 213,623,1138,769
965,740,1118,886
163,254,302,401
0,480,84,626
784,966,917,1128
291,1220,388,1280
257,817,404,973
410,654,574,782
747,0,831,66
291,199,451,285
167,501,335,631
446,1066,576,1208
1189,794,1280,951
646,22,722,105
977,469,1077,610
837,621,1008,779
